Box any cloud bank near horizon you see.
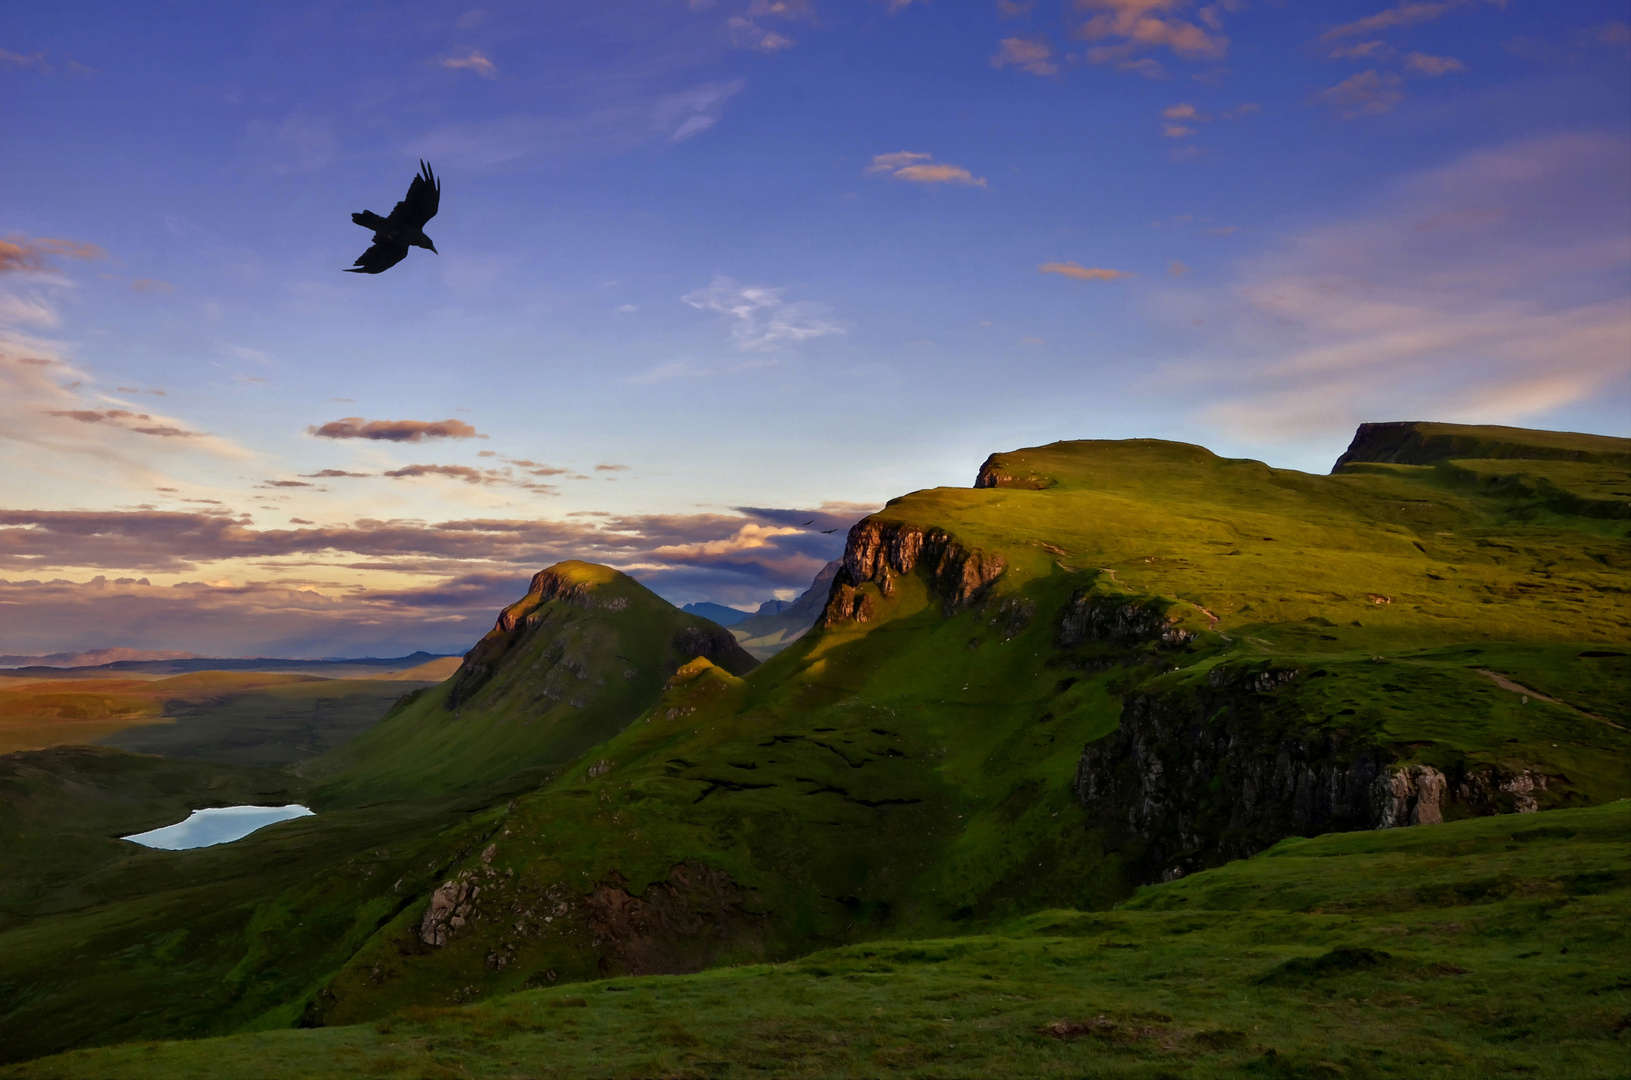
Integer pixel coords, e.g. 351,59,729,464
0,502,873,657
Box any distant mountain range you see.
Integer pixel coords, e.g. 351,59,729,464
729,560,840,659
0,647,203,669
679,601,755,627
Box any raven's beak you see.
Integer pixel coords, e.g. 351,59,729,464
428,241,439,255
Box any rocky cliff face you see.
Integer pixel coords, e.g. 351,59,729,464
821,520,1005,625
973,454,1053,489
1076,666,1565,883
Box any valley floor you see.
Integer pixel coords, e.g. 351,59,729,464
8,802,1625,1080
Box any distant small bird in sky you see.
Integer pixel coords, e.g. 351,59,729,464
345,161,440,274
800,519,815,526
820,528,837,534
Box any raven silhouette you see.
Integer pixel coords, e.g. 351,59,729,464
345,161,440,274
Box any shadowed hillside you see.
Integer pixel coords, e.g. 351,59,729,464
308,561,756,802
8,801,1626,1078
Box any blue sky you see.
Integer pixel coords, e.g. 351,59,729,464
2,0,1628,657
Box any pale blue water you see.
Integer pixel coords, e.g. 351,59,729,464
121,804,314,850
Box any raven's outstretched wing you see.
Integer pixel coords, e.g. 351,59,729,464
344,238,410,274
386,161,440,228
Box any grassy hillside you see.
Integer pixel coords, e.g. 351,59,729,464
296,426,1629,1025
8,800,1625,1079
307,561,757,803
0,424,1625,1066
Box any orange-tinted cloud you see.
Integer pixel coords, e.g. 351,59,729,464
45,409,204,438
866,152,987,187
1321,1,1461,42
991,37,1058,75
130,278,174,292
1319,69,1404,116
1039,261,1134,281
1075,0,1229,72
0,502,879,634
0,235,105,274
384,464,494,484
1403,51,1466,75
308,417,485,441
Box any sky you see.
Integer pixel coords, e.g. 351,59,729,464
2,0,1628,659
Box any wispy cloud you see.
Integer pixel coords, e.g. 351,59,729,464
441,50,498,77
1320,0,1479,42
307,417,485,442
0,47,51,74
0,235,105,274
865,152,986,187
46,409,205,438
682,276,843,351
1040,261,1134,281
725,0,812,52
1191,134,1631,443
1402,51,1467,75
991,37,1058,75
1318,69,1405,116
410,81,744,169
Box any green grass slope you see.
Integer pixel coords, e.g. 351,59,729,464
308,561,756,802
10,800,1625,1080
297,427,1629,1025
0,746,514,1064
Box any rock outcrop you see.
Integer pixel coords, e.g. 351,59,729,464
822,520,1005,625
1076,665,1564,883
1056,588,1195,649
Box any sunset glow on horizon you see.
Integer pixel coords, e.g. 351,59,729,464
3,0,1628,658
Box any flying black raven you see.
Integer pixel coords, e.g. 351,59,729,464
345,161,440,274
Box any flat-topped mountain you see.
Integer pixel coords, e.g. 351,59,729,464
1333,420,1631,469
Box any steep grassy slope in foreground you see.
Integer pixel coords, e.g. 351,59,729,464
309,561,756,802
297,425,1629,1026
9,800,1626,1080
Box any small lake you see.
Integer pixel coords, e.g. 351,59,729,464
121,804,314,850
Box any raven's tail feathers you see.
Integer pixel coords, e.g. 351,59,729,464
351,211,389,230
